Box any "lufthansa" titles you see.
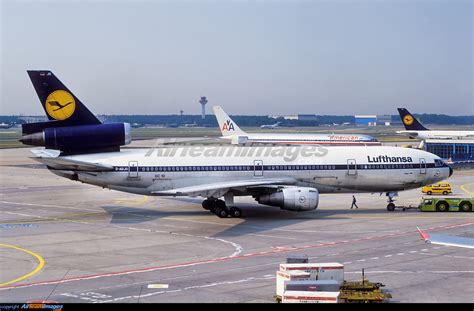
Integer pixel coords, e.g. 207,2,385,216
367,155,413,163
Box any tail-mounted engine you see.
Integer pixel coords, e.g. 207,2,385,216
21,123,131,153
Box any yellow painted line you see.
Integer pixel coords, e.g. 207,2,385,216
460,183,474,195
114,195,149,206
0,244,44,287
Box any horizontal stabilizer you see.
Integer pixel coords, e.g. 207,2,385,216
31,149,114,171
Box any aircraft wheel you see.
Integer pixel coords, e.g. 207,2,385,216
387,203,395,212
209,206,216,214
229,207,243,218
216,199,226,208
202,200,211,210
215,207,229,218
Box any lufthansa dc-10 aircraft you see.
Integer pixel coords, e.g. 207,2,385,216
22,71,452,218
397,108,474,140
213,106,381,146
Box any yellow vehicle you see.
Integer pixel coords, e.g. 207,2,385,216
421,183,452,195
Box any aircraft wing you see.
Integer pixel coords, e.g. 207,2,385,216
31,149,114,172
417,227,474,249
151,178,297,197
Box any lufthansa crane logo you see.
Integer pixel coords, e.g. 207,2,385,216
45,90,76,120
298,196,306,204
403,115,414,126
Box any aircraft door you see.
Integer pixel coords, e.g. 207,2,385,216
419,158,426,174
347,159,357,175
129,161,139,178
254,160,263,177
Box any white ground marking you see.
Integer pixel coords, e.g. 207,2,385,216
59,258,287,295
1,203,243,259
99,275,276,303
0,200,99,212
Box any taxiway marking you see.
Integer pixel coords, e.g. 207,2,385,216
0,244,44,287
460,183,474,195
2,220,472,291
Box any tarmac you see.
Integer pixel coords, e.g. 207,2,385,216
0,147,473,303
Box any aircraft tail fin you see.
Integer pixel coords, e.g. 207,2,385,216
397,108,428,131
27,70,101,126
213,106,246,137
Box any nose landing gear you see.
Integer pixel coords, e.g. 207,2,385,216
201,198,243,218
386,192,398,211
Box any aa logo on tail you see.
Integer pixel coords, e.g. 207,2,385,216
403,115,414,126
222,120,235,132
45,90,76,120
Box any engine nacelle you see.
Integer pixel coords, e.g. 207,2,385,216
21,123,131,152
257,187,319,211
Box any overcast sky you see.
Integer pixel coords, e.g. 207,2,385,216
1,0,472,116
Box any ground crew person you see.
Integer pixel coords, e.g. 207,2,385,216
351,195,358,209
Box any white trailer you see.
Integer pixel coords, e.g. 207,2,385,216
276,270,311,297
279,262,344,285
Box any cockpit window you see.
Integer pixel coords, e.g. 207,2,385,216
434,159,445,167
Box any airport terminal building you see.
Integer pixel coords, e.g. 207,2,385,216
424,139,474,162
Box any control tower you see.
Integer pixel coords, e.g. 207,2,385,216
199,96,207,119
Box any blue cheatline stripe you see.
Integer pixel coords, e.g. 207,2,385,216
113,163,437,172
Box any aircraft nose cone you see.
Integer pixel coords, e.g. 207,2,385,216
449,166,453,177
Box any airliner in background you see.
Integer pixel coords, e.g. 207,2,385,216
0,122,14,129
213,106,381,146
397,108,474,140
260,122,281,129
22,71,452,219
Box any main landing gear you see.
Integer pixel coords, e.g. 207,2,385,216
202,198,243,218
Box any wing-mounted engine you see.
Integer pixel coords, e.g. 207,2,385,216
256,187,319,211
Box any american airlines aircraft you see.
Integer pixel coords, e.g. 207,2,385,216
22,71,452,219
213,106,381,146
397,108,474,140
